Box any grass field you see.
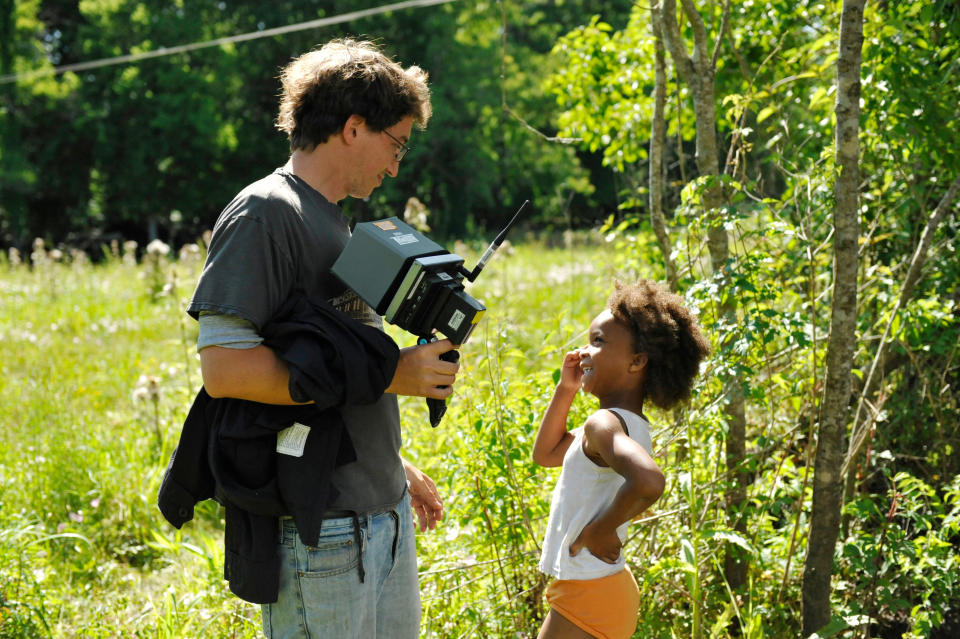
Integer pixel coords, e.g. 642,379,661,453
4,233,957,638
0,237,622,637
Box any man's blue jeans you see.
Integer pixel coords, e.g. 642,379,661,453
261,491,420,638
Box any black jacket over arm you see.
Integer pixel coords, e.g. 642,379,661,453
157,293,400,603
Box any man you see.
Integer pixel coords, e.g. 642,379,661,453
189,39,458,638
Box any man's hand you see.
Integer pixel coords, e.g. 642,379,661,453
402,458,444,532
386,339,460,399
569,519,622,564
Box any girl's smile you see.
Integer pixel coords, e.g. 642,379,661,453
578,310,646,406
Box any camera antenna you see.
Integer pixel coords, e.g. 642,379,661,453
462,199,529,282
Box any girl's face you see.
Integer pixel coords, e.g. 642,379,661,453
579,309,643,402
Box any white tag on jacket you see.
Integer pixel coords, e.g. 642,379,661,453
276,423,310,457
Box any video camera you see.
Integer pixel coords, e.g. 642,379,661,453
332,201,528,425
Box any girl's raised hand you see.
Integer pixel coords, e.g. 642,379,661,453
558,349,584,391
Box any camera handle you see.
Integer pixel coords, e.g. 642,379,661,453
418,336,461,427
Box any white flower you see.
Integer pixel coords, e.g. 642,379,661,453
403,197,431,232
146,239,170,257
178,243,201,263
133,374,161,402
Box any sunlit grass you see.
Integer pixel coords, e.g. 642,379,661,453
0,249,254,637
4,231,953,638
0,236,617,637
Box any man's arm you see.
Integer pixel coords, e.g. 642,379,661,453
200,344,304,405
200,337,461,404
402,457,444,532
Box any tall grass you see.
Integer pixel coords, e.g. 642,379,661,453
0,236,616,637
1,243,259,637
3,231,957,638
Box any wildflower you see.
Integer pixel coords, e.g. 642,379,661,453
31,237,48,265
146,239,170,257
8,247,21,266
70,248,90,266
178,243,201,264
444,521,461,542
122,241,138,265
403,197,431,232
133,374,161,403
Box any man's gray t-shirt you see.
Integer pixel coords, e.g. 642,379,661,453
188,166,406,515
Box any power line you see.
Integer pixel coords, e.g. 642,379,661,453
0,0,457,85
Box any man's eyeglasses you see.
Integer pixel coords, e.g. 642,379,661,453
382,129,411,162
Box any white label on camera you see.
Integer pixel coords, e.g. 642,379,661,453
392,234,418,245
437,272,452,280
277,423,310,457
448,309,466,331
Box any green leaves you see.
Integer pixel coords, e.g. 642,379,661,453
837,471,960,637
547,11,658,172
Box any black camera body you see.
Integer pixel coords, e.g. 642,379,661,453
331,218,485,344
331,202,527,427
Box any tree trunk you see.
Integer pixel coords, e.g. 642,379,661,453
801,0,865,635
649,3,678,292
0,0,14,74
659,0,748,595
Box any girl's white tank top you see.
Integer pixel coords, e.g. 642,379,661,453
537,407,653,580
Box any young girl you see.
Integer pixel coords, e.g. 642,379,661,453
533,280,710,639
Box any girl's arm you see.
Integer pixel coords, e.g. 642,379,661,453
569,410,665,563
532,350,584,467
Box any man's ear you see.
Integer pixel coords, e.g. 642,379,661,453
341,114,365,145
629,352,648,373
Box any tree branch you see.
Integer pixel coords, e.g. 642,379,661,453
712,0,733,70
843,174,960,477
659,0,696,84
679,0,711,70
649,1,679,291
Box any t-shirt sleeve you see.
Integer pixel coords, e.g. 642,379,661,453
187,202,296,330
197,312,263,351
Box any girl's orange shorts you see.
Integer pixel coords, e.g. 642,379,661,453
544,569,640,639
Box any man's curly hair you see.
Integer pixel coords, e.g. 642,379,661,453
276,39,432,151
607,279,711,410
